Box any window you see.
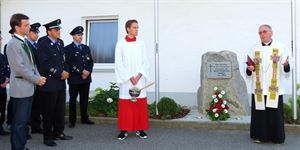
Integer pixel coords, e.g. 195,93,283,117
84,16,118,70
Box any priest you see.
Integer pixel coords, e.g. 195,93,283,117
246,24,291,144
115,19,150,140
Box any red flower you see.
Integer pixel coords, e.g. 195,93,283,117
215,92,220,95
218,98,223,104
209,106,213,111
216,104,222,109
216,108,222,113
225,105,229,110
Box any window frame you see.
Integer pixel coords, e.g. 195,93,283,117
82,15,119,72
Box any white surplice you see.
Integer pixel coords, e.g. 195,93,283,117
114,38,150,99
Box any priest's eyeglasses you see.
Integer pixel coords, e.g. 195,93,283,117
258,30,269,35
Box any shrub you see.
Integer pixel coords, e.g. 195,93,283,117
88,82,119,117
88,84,190,120
284,83,300,124
157,97,180,119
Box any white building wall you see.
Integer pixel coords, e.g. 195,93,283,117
1,0,299,106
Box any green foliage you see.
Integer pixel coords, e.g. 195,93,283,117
284,84,300,124
157,97,178,119
87,83,190,120
148,102,157,118
206,110,230,121
88,82,119,117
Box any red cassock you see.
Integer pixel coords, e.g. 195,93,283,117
118,98,149,131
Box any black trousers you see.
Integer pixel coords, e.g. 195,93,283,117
31,89,43,130
69,83,90,124
40,90,66,140
6,98,13,126
0,89,7,130
250,94,285,143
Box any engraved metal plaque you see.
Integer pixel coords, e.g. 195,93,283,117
207,62,232,78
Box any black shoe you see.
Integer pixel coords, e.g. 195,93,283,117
44,139,57,147
0,130,10,135
69,123,75,128
54,133,73,140
31,128,43,134
81,118,94,125
117,131,128,140
24,147,30,150
136,130,147,139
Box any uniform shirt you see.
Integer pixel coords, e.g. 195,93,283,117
65,42,94,85
37,36,68,91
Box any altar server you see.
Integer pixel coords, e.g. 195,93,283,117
115,19,150,140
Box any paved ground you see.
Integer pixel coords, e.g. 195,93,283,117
0,123,299,150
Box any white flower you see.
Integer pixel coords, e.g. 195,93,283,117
212,95,217,99
213,87,218,91
221,90,226,95
221,104,225,108
223,101,227,105
218,94,223,98
212,108,217,113
213,98,218,103
106,98,113,103
88,97,94,102
224,109,228,113
214,113,219,118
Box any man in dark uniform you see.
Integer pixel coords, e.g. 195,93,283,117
26,22,43,134
37,19,72,147
0,31,10,136
65,26,94,128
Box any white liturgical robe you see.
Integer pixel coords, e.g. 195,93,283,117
115,38,150,99
246,40,291,109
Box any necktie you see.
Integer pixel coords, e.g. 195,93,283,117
24,42,36,66
55,42,60,51
33,42,38,49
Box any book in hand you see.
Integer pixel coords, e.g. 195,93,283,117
246,55,255,67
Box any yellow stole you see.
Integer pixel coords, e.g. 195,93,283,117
266,48,280,108
253,48,280,110
254,51,265,110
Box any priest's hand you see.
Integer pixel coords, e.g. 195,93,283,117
38,76,47,86
61,70,69,80
247,65,255,72
283,56,289,66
